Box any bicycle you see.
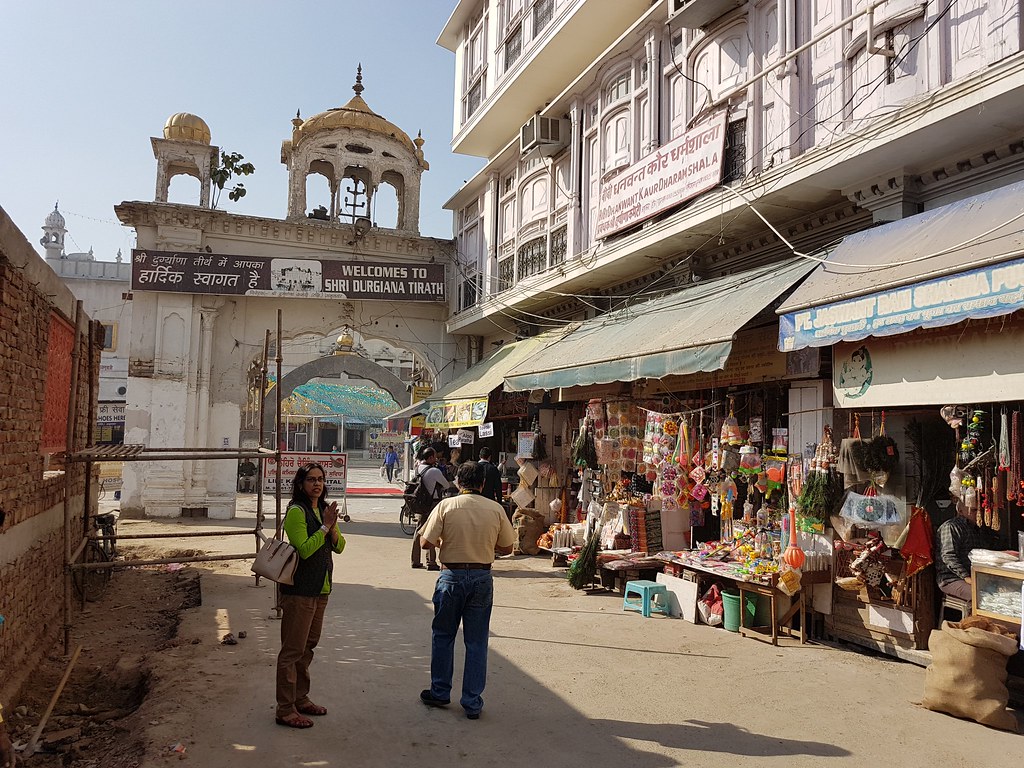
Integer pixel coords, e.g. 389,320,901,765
96,477,119,501
399,499,417,536
73,512,118,602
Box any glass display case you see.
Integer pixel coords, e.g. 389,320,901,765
971,565,1024,624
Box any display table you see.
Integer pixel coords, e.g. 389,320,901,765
663,556,830,645
597,553,664,591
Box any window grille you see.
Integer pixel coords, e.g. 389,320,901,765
723,118,747,183
498,256,515,292
550,226,567,266
516,237,547,281
533,0,554,35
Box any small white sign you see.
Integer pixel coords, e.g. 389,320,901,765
477,422,494,438
457,429,475,444
448,435,462,448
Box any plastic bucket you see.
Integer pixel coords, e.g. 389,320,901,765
722,589,741,632
752,594,772,626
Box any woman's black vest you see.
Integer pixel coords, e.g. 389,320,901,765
280,499,333,597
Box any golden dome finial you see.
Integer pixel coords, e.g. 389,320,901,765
163,112,211,144
292,108,303,129
414,130,424,149
353,63,364,97
334,329,355,355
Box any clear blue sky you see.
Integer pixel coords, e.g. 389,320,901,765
0,1,481,261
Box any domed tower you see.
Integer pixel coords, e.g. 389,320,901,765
40,202,67,259
152,113,219,208
281,66,429,233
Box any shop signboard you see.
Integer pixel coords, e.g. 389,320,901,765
262,452,347,494
410,384,432,432
478,422,494,438
424,397,488,429
595,111,727,240
132,249,445,302
674,326,786,391
832,314,1024,408
456,429,475,444
780,256,1024,351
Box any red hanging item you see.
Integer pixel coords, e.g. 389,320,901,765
899,506,934,578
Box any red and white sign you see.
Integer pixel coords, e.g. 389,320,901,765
262,452,347,495
595,112,727,240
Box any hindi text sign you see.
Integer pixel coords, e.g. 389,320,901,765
262,452,348,495
595,112,727,240
132,250,445,302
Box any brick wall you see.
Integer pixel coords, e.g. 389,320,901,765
0,206,99,707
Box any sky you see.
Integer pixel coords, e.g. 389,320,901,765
0,1,482,262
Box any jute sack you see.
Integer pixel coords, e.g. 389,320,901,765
921,620,1019,731
512,508,546,556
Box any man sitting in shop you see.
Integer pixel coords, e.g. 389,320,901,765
238,459,258,493
935,502,996,601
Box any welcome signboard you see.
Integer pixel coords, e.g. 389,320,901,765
132,249,445,302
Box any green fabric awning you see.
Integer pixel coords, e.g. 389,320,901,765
503,258,815,392
384,331,564,427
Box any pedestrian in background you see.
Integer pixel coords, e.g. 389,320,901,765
411,447,450,571
418,461,516,720
275,462,346,729
477,447,503,503
383,444,399,483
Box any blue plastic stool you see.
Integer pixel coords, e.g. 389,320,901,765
623,580,670,618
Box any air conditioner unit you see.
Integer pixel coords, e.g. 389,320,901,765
668,0,744,29
520,115,570,157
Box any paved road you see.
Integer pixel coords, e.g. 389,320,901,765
101,491,1021,768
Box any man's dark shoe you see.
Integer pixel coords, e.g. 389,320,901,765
411,563,424,569
427,564,441,571
466,712,480,720
420,690,450,708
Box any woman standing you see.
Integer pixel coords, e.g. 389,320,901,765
276,462,346,728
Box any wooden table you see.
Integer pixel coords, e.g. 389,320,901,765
667,558,830,645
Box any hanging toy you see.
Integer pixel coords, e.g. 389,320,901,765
782,507,806,569
721,397,742,446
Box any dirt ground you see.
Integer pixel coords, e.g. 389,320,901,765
8,549,201,768
9,485,1024,768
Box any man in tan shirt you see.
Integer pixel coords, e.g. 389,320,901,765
418,461,516,720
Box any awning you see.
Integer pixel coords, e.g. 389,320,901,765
503,258,816,392
384,331,562,429
778,180,1024,351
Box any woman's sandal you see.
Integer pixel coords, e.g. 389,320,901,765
275,713,314,728
297,702,328,716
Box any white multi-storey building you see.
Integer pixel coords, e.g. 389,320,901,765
439,0,1024,341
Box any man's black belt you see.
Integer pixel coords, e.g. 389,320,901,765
441,563,492,570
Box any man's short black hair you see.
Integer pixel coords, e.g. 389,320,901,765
456,460,486,491
479,447,492,460
417,446,436,462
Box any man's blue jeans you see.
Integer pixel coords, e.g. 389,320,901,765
429,568,494,715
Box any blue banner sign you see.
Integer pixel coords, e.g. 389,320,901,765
779,257,1024,351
